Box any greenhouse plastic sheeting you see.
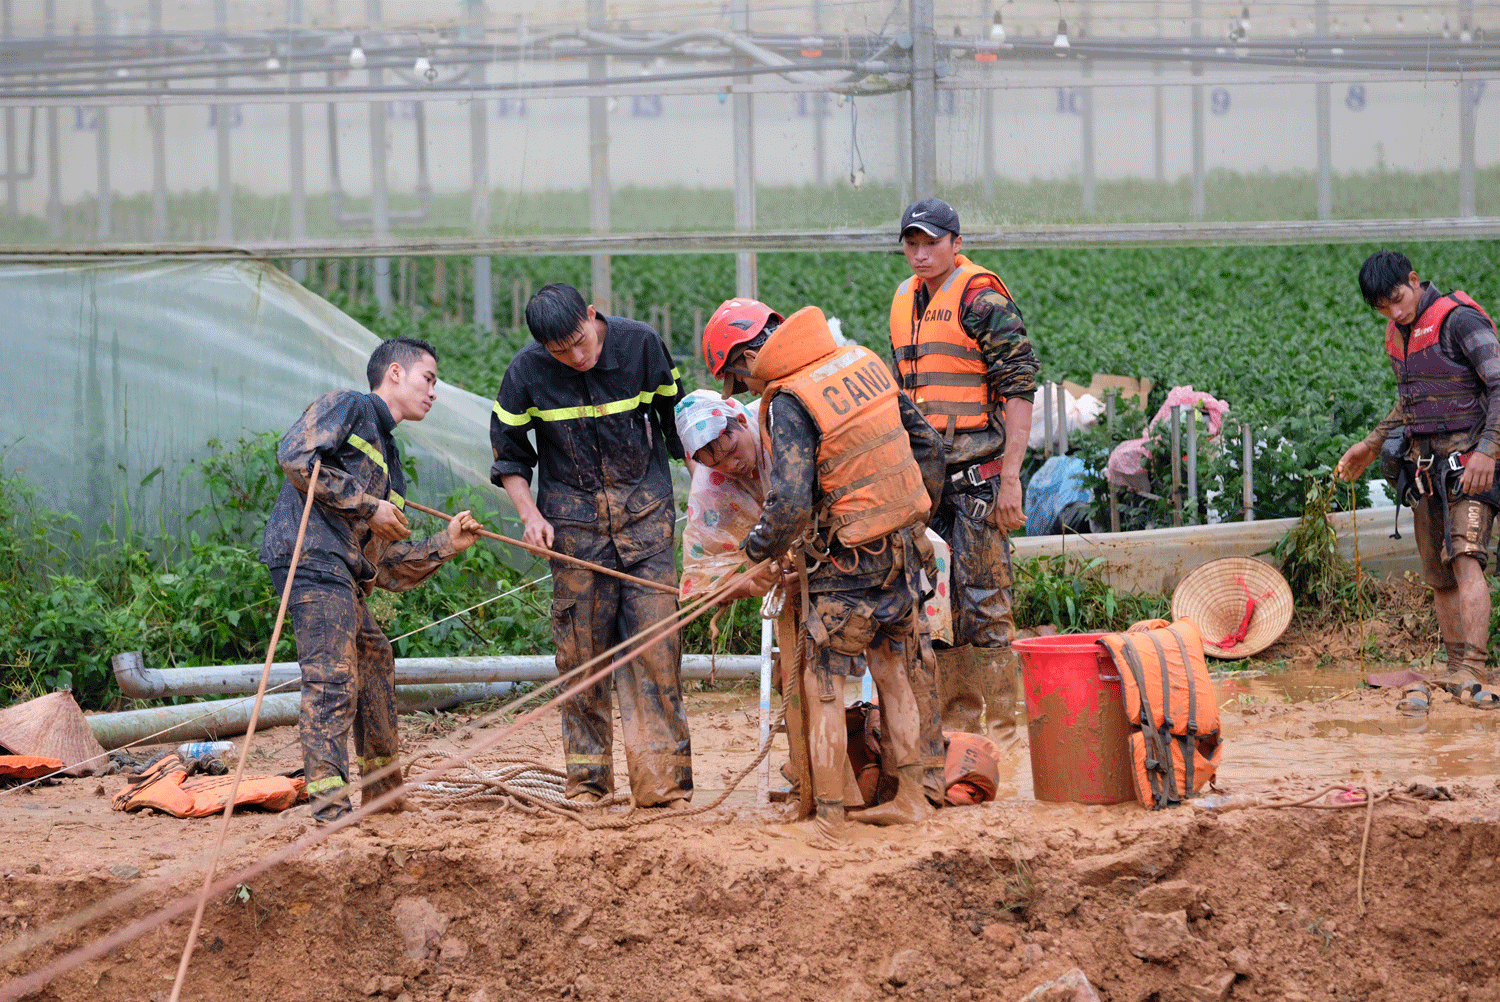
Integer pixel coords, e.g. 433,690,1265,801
4,258,508,546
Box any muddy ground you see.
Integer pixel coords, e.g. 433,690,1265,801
5,605,1500,1002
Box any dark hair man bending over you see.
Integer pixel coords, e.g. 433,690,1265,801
490,283,694,808
1337,250,1500,709
260,336,483,822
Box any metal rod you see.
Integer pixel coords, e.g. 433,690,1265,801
732,0,757,300
469,0,493,331
1190,0,1204,220
2,0,14,215
1106,392,1120,532
910,0,937,199
1170,404,1182,527
368,2,391,316
213,0,232,241
1185,402,1197,524
14,216,1500,262
287,0,306,280
405,500,678,595
1042,382,1054,458
1242,422,1254,521
1316,0,1332,219
43,0,59,238
587,0,612,314
92,0,111,240
1080,8,1095,215
757,616,773,804
1057,384,1069,455
149,0,168,240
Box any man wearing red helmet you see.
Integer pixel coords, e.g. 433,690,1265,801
890,198,1039,743
710,301,947,836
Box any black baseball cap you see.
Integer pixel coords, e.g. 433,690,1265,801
899,198,961,239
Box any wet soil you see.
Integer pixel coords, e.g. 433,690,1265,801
5,608,1500,1002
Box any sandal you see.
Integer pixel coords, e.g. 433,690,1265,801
1456,680,1500,710
1396,682,1430,716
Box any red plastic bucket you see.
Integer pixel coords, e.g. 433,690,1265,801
1013,633,1135,805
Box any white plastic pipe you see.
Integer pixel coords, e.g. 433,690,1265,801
84,682,516,749
112,651,760,700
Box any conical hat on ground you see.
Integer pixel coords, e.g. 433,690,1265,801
1171,557,1293,660
0,692,108,776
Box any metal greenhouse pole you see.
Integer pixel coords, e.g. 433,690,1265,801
150,0,169,240
368,0,392,315
1459,0,1477,217
732,0,757,299
468,0,493,330
214,0,233,241
910,0,936,200
588,0,613,314
92,0,111,239
288,0,308,281
1315,0,1333,219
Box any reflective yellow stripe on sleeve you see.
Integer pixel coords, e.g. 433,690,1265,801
347,434,403,509
347,433,388,473
493,379,680,425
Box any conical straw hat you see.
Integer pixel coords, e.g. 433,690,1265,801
1171,557,1293,659
0,692,108,776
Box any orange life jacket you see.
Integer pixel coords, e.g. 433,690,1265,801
1097,618,1222,810
0,755,63,779
888,255,1014,437
752,306,931,548
111,754,308,818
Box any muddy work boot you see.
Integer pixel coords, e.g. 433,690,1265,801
1433,642,1485,697
851,764,937,827
935,644,983,733
813,797,846,840
975,646,1020,744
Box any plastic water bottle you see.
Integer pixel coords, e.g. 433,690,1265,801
177,741,235,760
1192,793,1259,812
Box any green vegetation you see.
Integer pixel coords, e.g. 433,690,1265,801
1011,555,1171,634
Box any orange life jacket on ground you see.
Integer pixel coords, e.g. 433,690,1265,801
753,306,931,548
0,755,63,780
112,753,308,818
889,255,1014,438
1098,618,1222,810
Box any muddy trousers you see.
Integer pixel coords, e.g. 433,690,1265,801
931,484,1018,734
271,569,400,822
551,547,693,805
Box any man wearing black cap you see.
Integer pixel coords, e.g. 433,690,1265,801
889,198,1039,742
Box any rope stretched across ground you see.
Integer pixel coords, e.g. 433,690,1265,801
407,707,786,830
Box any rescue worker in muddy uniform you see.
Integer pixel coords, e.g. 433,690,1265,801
260,337,483,822
701,300,951,809
890,198,1039,740
1337,250,1500,710
491,283,694,808
719,304,947,835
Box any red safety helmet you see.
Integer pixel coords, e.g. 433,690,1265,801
702,299,782,392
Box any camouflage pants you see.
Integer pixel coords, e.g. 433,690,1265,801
271,568,400,821
550,547,693,805
930,482,1017,651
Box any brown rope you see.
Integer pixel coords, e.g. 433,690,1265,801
405,499,677,595
0,558,768,1002
169,457,321,1002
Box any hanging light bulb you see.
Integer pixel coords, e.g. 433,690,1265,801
990,10,1006,41
1443,17,1451,38
851,167,865,190
349,35,366,69
1239,6,1251,35
413,45,433,79
265,44,281,71
1053,17,1070,50
1461,24,1473,41
1363,14,1373,32
1397,12,1406,30
1288,17,1298,36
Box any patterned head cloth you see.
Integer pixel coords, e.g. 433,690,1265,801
674,389,753,458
